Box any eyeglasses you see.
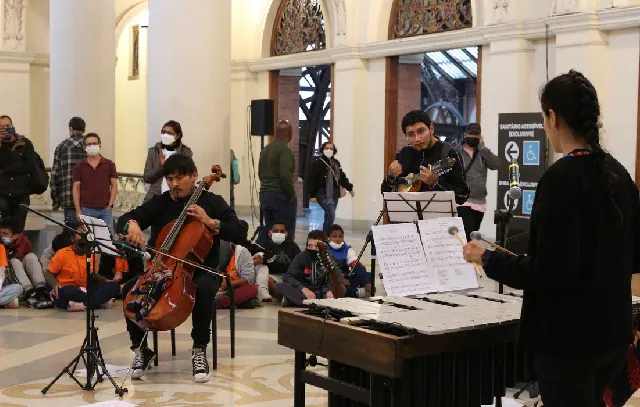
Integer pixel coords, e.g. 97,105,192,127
406,127,429,139
84,142,100,147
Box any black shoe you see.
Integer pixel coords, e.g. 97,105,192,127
131,346,155,379
191,346,210,383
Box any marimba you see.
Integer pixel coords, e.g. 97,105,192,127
278,292,640,407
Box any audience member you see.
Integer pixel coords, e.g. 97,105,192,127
0,243,21,309
327,224,371,297
50,117,87,223
40,230,74,288
216,241,260,309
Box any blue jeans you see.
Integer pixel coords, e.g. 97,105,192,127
0,284,22,306
258,192,296,246
317,188,340,235
81,207,114,237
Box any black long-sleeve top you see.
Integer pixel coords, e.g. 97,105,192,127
381,141,469,205
307,156,354,199
116,190,248,268
484,153,639,356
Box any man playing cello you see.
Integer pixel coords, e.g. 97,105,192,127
117,154,248,383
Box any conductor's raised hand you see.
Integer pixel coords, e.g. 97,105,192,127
124,220,145,248
388,160,403,177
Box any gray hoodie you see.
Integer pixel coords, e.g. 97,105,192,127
455,143,500,205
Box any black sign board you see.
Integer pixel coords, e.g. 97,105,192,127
497,113,548,231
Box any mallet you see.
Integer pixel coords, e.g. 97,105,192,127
448,226,482,278
470,231,517,256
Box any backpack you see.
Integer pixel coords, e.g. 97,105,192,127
29,150,49,195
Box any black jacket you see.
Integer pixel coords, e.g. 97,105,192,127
261,240,301,275
116,190,248,268
381,141,469,205
307,156,353,199
485,153,638,356
0,135,35,197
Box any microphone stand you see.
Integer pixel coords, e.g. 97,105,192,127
22,205,128,397
494,195,516,295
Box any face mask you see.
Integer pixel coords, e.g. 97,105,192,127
1,237,12,246
323,149,334,159
271,233,286,245
306,249,318,260
329,241,344,250
86,145,100,156
161,134,175,146
464,137,480,148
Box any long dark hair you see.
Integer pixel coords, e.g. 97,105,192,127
540,69,621,226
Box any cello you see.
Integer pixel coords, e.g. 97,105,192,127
123,165,227,331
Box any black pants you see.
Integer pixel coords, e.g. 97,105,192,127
534,348,627,407
258,191,297,246
457,205,484,241
0,195,29,232
123,269,220,348
54,282,120,309
98,254,144,280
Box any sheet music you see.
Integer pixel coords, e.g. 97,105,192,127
371,223,439,296
418,217,479,292
383,191,456,223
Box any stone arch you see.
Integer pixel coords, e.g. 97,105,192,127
260,0,337,58
115,0,148,44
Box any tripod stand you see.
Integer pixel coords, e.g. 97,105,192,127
21,205,128,397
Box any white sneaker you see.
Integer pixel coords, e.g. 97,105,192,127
131,347,155,379
191,347,210,383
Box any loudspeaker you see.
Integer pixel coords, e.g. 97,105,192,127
250,99,275,136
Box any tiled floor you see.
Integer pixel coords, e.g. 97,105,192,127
1,206,637,406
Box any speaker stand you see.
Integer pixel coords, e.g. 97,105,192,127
251,134,267,243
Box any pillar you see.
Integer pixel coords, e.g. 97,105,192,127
147,0,231,199
50,0,115,160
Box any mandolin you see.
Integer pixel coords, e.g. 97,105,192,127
395,157,456,193
316,241,344,299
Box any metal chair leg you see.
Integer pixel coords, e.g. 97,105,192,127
226,275,235,359
152,330,159,367
212,299,217,371
170,329,176,356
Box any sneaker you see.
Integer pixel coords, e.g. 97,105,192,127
281,297,292,307
67,301,86,312
4,298,19,309
239,298,260,309
100,299,115,309
191,346,210,383
131,346,155,379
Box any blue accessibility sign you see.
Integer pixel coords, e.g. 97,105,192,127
523,141,540,166
522,190,535,215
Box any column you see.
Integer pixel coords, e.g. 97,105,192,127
147,0,231,199
50,0,115,160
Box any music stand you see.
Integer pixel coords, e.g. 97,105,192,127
382,191,457,222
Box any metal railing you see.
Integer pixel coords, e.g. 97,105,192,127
31,169,147,213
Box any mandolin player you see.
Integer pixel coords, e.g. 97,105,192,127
116,155,248,384
382,110,469,205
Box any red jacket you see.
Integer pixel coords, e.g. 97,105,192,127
8,234,32,261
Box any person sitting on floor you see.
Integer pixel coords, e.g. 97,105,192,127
40,229,73,289
327,224,371,297
48,222,120,311
252,221,301,302
0,243,22,309
0,217,52,308
276,230,344,306
216,241,260,309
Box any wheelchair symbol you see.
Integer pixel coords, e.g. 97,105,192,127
522,191,535,215
523,141,540,166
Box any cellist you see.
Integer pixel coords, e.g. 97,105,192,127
117,154,248,383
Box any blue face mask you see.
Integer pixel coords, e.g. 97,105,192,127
1,237,12,246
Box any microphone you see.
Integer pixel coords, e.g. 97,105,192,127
114,240,148,260
508,159,522,200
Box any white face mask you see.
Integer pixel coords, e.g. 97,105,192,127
329,241,344,250
323,149,334,159
271,232,286,245
86,145,100,156
161,134,176,146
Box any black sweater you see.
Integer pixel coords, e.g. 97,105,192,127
485,153,639,356
307,156,353,199
381,141,469,205
0,135,35,197
116,190,248,268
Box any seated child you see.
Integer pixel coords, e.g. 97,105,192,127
41,230,74,289
0,217,51,308
48,222,121,311
275,230,344,306
216,241,259,309
0,244,22,309
328,224,371,297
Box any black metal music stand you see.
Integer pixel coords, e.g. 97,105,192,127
21,205,128,397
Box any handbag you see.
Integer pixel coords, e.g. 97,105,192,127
604,324,640,407
319,159,347,198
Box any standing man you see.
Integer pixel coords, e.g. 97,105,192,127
0,115,36,231
455,123,500,241
72,133,118,232
258,120,296,246
51,117,87,223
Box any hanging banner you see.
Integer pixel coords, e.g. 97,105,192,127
497,113,547,231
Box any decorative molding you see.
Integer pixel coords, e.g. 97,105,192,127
491,0,510,24
0,50,47,65
599,5,640,30
555,0,581,14
3,0,27,51
331,0,347,46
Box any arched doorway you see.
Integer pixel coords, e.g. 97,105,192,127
268,0,333,214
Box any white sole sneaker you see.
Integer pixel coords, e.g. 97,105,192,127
193,372,210,383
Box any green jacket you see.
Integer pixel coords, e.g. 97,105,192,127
258,139,295,200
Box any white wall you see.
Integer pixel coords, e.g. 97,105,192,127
115,11,149,174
